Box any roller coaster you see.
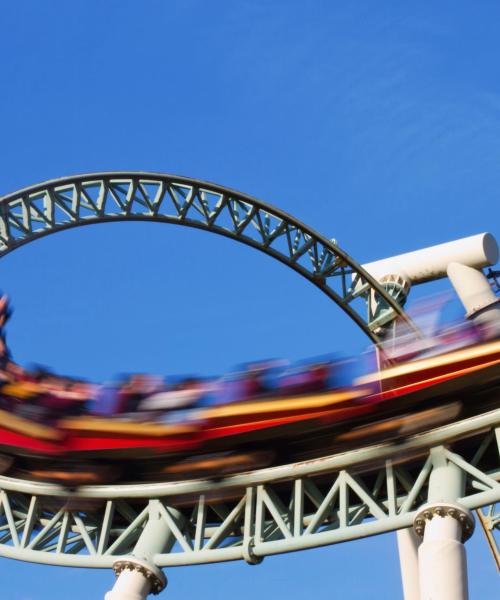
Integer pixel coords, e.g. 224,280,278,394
0,173,497,600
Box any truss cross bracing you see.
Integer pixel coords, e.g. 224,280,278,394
0,173,418,342
0,410,497,568
0,172,498,587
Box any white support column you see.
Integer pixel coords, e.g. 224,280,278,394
413,449,475,600
415,503,473,600
396,528,421,600
105,566,156,600
105,557,167,600
105,501,183,600
447,262,500,336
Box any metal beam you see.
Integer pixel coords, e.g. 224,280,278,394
0,412,496,569
0,172,420,342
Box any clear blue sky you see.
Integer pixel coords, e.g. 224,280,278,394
0,1,499,598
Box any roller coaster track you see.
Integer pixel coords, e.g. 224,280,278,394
0,173,498,594
0,173,419,341
0,407,496,568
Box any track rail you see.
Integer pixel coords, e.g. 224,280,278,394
0,408,497,568
0,172,419,341
0,173,497,571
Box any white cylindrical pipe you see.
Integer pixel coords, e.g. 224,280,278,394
447,261,500,318
359,233,498,285
418,515,469,600
105,569,152,600
104,501,178,600
396,528,421,600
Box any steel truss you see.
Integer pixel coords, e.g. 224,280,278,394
0,173,417,341
0,172,498,587
476,503,500,570
0,409,497,569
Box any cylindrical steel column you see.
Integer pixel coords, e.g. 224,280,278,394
415,504,473,600
413,450,475,600
105,567,154,600
397,528,421,600
447,262,500,336
105,501,183,600
105,557,167,600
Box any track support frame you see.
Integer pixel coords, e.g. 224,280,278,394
105,501,183,600
413,447,475,600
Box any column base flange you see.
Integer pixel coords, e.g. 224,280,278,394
413,502,475,542
112,557,167,595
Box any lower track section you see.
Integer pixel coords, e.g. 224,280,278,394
0,408,497,568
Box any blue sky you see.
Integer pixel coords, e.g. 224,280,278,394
0,1,499,598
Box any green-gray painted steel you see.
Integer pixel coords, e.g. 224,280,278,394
0,172,418,341
0,409,497,568
0,173,497,572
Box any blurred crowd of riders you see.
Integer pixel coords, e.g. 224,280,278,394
0,295,355,426
0,291,495,428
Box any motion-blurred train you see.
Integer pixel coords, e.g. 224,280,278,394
0,295,499,485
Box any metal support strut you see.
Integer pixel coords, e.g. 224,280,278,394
397,528,421,600
105,501,183,600
413,448,475,600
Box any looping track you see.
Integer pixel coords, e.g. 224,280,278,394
0,172,498,571
0,172,418,342
0,408,497,568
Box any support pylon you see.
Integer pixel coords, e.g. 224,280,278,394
397,528,421,600
105,501,184,600
413,448,475,600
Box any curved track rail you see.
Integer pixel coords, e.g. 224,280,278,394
0,408,497,568
0,173,497,577
0,172,417,341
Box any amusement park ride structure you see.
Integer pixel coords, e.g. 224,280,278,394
0,173,497,600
